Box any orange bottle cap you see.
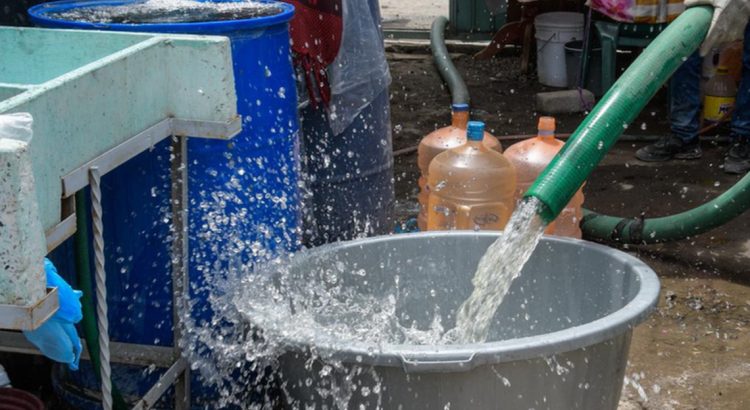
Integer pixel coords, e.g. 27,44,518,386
538,116,556,131
538,116,556,137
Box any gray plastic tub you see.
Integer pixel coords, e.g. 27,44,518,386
275,232,660,409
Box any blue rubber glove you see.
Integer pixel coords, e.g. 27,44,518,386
23,259,83,370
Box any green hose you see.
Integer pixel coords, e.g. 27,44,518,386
74,191,128,410
428,7,750,243
581,171,750,243
525,7,713,223
431,16,470,105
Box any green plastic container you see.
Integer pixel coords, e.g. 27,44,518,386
449,0,506,35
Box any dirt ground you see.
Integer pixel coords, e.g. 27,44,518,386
387,45,750,409
380,0,444,30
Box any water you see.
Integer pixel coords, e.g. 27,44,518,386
449,197,547,343
46,0,282,24
179,248,444,407
176,192,547,407
234,251,449,348
231,199,548,349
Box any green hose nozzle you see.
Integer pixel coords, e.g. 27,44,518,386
525,7,713,223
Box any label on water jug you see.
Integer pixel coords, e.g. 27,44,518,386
703,96,735,122
473,213,500,227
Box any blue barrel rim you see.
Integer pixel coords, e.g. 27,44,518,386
28,0,295,33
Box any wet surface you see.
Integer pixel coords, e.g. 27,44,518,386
622,266,750,409
41,0,283,24
388,46,750,408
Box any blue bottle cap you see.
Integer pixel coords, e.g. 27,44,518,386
451,103,469,112
467,121,485,141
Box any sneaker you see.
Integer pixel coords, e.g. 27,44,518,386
635,136,702,162
724,138,750,174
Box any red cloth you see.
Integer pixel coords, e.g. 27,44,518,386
282,0,343,106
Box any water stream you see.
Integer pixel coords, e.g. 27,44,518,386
448,197,547,343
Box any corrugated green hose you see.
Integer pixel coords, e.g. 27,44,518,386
429,8,750,243
581,171,750,243
525,7,713,223
74,191,128,410
431,16,470,105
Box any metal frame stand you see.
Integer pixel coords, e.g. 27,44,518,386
0,118,240,409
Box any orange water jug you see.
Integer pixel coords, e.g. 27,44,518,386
427,121,516,231
504,117,584,238
417,104,502,230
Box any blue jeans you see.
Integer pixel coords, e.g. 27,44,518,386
670,23,750,142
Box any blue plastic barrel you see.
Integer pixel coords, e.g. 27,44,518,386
30,0,300,407
301,89,394,244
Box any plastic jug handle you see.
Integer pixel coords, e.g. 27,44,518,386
399,353,476,373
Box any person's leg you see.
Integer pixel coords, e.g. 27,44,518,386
670,51,703,142
730,23,750,136
726,23,750,174
636,51,703,161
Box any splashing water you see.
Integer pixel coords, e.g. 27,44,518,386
177,194,548,408
447,197,547,344
233,253,449,348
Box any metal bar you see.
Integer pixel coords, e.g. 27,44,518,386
89,167,112,410
62,119,172,198
45,214,76,253
0,115,243,406
61,117,243,198
0,331,178,367
86,342,175,368
171,117,242,140
48,116,241,248
170,135,191,410
16,115,242,407
132,358,188,410
0,331,43,356
0,288,58,331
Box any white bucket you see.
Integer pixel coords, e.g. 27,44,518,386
535,12,585,87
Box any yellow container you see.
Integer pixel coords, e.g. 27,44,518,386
703,66,737,124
